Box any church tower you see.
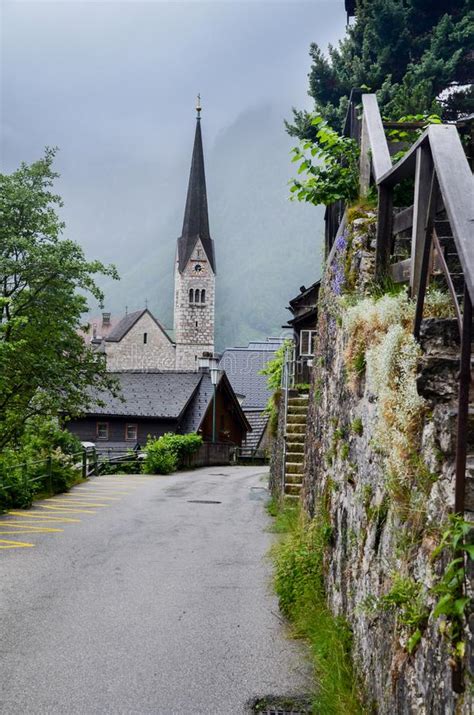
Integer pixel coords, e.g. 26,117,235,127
174,97,216,370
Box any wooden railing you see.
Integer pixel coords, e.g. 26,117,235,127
338,92,474,514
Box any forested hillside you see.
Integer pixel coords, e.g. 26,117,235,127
98,104,324,350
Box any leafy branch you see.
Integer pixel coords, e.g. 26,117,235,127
290,115,360,207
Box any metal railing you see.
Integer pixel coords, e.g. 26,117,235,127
0,449,89,502
0,446,141,504
280,342,296,492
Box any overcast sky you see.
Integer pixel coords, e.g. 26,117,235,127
1,0,345,188
1,1,346,341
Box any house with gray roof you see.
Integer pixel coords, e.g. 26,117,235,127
66,369,251,452
219,337,286,453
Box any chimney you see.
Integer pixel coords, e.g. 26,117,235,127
102,312,111,326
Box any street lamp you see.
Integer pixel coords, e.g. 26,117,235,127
209,356,220,443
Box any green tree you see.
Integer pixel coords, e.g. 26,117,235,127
0,148,119,448
287,0,473,137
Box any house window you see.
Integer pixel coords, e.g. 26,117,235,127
143,332,147,344
125,424,138,441
189,289,194,303
200,289,206,303
96,422,108,440
300,329,317,357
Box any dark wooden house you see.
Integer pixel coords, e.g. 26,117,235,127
66,370,250,452
285,281,320,384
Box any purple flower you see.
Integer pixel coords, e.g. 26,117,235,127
331,263,345,295
335,231,347,253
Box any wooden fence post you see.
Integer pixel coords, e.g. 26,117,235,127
375,184,393,281
47,455,53,495
410,145,434,297
359,114,371,196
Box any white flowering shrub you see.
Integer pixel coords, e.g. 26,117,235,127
342,289,451,511
343,291,414,382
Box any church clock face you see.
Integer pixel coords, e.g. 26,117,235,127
194,263,202,272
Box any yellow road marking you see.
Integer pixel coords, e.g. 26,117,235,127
46,500,109,507
66,494,120,500
0,539,34,548
0,530,60,535
74,484,133,494
7,512,81,523
72,492,131,497
35,505,96,515
0,524,63,533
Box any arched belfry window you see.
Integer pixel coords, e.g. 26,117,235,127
189,289,194,303
194,289,200,303
201,289,206,304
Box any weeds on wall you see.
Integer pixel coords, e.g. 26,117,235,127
268,498,365,715
432,516,474,666
343,288,453,519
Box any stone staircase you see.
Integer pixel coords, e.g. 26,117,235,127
284,394,309,497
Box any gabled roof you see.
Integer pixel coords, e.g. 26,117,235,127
219,339,282,409
105,309,174,344
177,117,216,273
285,281,320,329
242,409,269,451
180,371,251,434
85,371,202,419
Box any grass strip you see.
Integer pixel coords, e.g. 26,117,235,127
267,497,365,715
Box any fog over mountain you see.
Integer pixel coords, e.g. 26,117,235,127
1,0,345,350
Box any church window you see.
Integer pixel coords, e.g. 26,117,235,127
96,422,108,440
194,288,200,303
143,332,147,344
201,289,206,303
189,289,194,303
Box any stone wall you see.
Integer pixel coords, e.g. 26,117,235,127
105,312,176,371
269,391,285,499
300,212,473,713
174,239,215,370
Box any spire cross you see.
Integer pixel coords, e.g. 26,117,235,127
196,93,202,119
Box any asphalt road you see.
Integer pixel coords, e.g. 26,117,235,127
0,466,312,714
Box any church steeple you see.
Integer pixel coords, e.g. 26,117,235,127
177,98,216,273
173,97,216,371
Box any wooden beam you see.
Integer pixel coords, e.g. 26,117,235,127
375,185,393,281
377,129,429,188
390,259,411,283
359,113,371,196
455,285,472,516
410,145,434,297
393,205,414,234
361,94,392,182
413,174,438,340
429,123,474,305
